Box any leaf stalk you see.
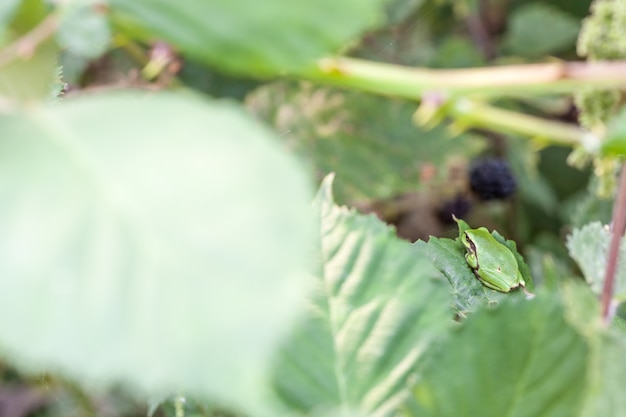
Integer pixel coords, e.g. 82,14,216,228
602,163,626,324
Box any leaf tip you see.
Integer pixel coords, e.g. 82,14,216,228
315,172,337,205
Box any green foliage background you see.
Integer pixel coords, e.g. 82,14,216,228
3,0,626,417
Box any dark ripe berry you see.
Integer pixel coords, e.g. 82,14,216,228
437,194,472,224
469,158,516,201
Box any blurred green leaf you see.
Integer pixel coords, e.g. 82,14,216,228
8,0,48,33
503,3,580,58
562,189,612,228
109,0,387,77
0,0,20,28
56,4,111,59
429,36,484,68
566,222,626,301
0,91,314,415
350,23,436,67
384,0,426,25
601,107,626,157
524,248,572,290
178,59,262,101
0,38,58,102
409,294,590,417
0,0,58,102
247,82,484,203
273,175,452,416
538,146,590,201
508,138,559,215
543,0,594,18
581,331,626,417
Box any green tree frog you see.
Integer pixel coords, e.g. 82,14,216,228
459,226,526,293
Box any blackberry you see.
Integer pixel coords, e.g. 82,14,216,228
437,194,472,224
469,158,516,200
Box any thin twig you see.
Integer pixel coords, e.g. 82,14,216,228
0,14,59,69
601,163,626,324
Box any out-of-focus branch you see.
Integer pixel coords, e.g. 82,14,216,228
299,57,626,99
0,14,59,69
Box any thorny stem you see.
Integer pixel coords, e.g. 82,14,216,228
0,14,59,69
602,164,626,324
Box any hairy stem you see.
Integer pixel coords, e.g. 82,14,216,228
602,163,626,324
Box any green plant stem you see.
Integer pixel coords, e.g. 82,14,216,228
446,99,595,147
602,163,626,324
298,57,626,98
0,14,58,69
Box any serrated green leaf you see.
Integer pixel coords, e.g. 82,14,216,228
409,295,590,417
108,0,386,77
0,91,314,415
566,222,626,300
56,4,111,59
272,175,452,417
414,237,514,316
503,3,580,58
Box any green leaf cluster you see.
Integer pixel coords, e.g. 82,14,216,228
273,176,452,416
503,3,580,58
274,182,626,417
